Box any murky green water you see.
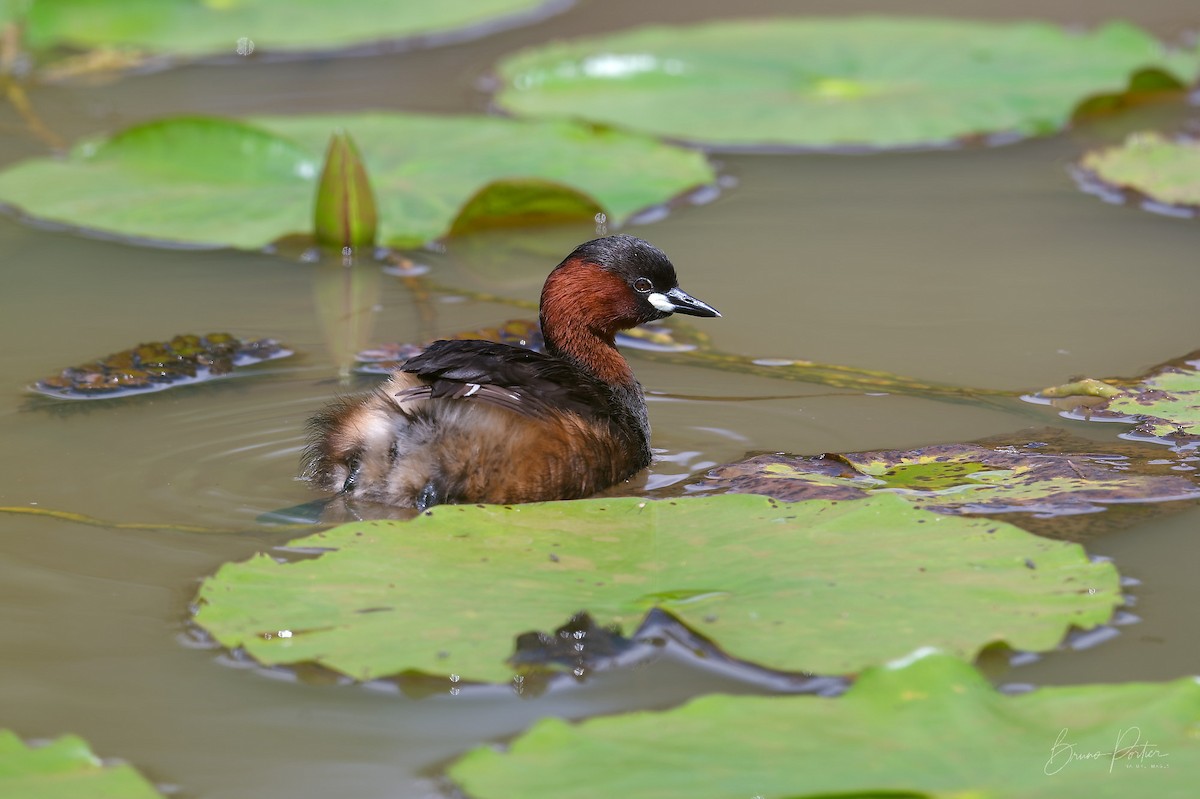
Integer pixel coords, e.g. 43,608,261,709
1,1,1198,796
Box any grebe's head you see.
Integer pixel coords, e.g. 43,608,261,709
540,235,720,339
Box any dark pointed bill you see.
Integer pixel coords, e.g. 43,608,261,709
656,285,720,318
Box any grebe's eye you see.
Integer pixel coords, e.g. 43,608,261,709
342,456,362,493
633,277,653,293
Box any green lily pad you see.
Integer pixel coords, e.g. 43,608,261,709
448,650,1200,799
699,442,1200,517
1032,353,1200,448
0,114,714,249
0,730,163,799
192,494,1120,683
493,17,1200,150
1077,132,1200,217
23,0,564,59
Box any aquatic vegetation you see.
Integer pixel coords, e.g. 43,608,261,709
0,729,163,799
32,333,291,400
697,442,1200,517
1075,132,1200,219
0,114,714,248
492,17,1200,149
1030,352,1200,449
448,651,1200,799
18,0,568,64
192,494,1119,682
313,131,377,249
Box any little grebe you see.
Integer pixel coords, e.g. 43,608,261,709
303,234,719,510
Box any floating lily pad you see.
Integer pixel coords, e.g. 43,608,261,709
1030,352,1200,449
0,114,714,249
698,442,1200,517
192,495,1119,682
32,332,291,400
1076,132,1200,218
0,729,163,799
448,650,1200,799
493,17,1200,150
22,0,564,60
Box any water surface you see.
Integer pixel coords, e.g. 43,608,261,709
1,1,1198,797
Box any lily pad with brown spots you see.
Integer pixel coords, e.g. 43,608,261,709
32,333,292,400
695,441,1200,519
1030,350,1200,448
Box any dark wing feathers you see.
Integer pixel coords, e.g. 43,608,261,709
399,339,611,419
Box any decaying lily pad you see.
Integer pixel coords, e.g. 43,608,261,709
1029,351,1200,449
1075,132,1200,219
32,333,292,400
22,0,566,63
493,17,1200,150
696,441,1200,519
448,650,1200,799
192,494,1120,683
0,114,714,249
0,729,163,798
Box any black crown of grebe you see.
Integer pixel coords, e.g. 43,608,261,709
303,234,720,510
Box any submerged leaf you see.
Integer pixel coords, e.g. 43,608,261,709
493,17,1200,150
0,729,163,798
448,652,1200,799
192,494,1120,682
313,131,377,249
1029,352,1200,448
0,114,714,248
1076,132,1200,217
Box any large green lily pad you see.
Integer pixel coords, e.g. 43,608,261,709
493,17,1200,150
192,495,1119,683
698,442,1200,516
1077,132,1200,217
22,0,563,59
448,650,1200,799
1032,353,1200,448
0,730,163,799
0,114,714,249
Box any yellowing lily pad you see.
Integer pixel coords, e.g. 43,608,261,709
493,17,1200,150
0,114,715,249
1032,353,1200,448
699,443,1200,517
0,729,163,799
192,495,1120,683
448,651,1200,799
23,0,565,60
1076,132,1200,218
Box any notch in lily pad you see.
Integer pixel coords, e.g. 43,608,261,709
313,130,378,250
